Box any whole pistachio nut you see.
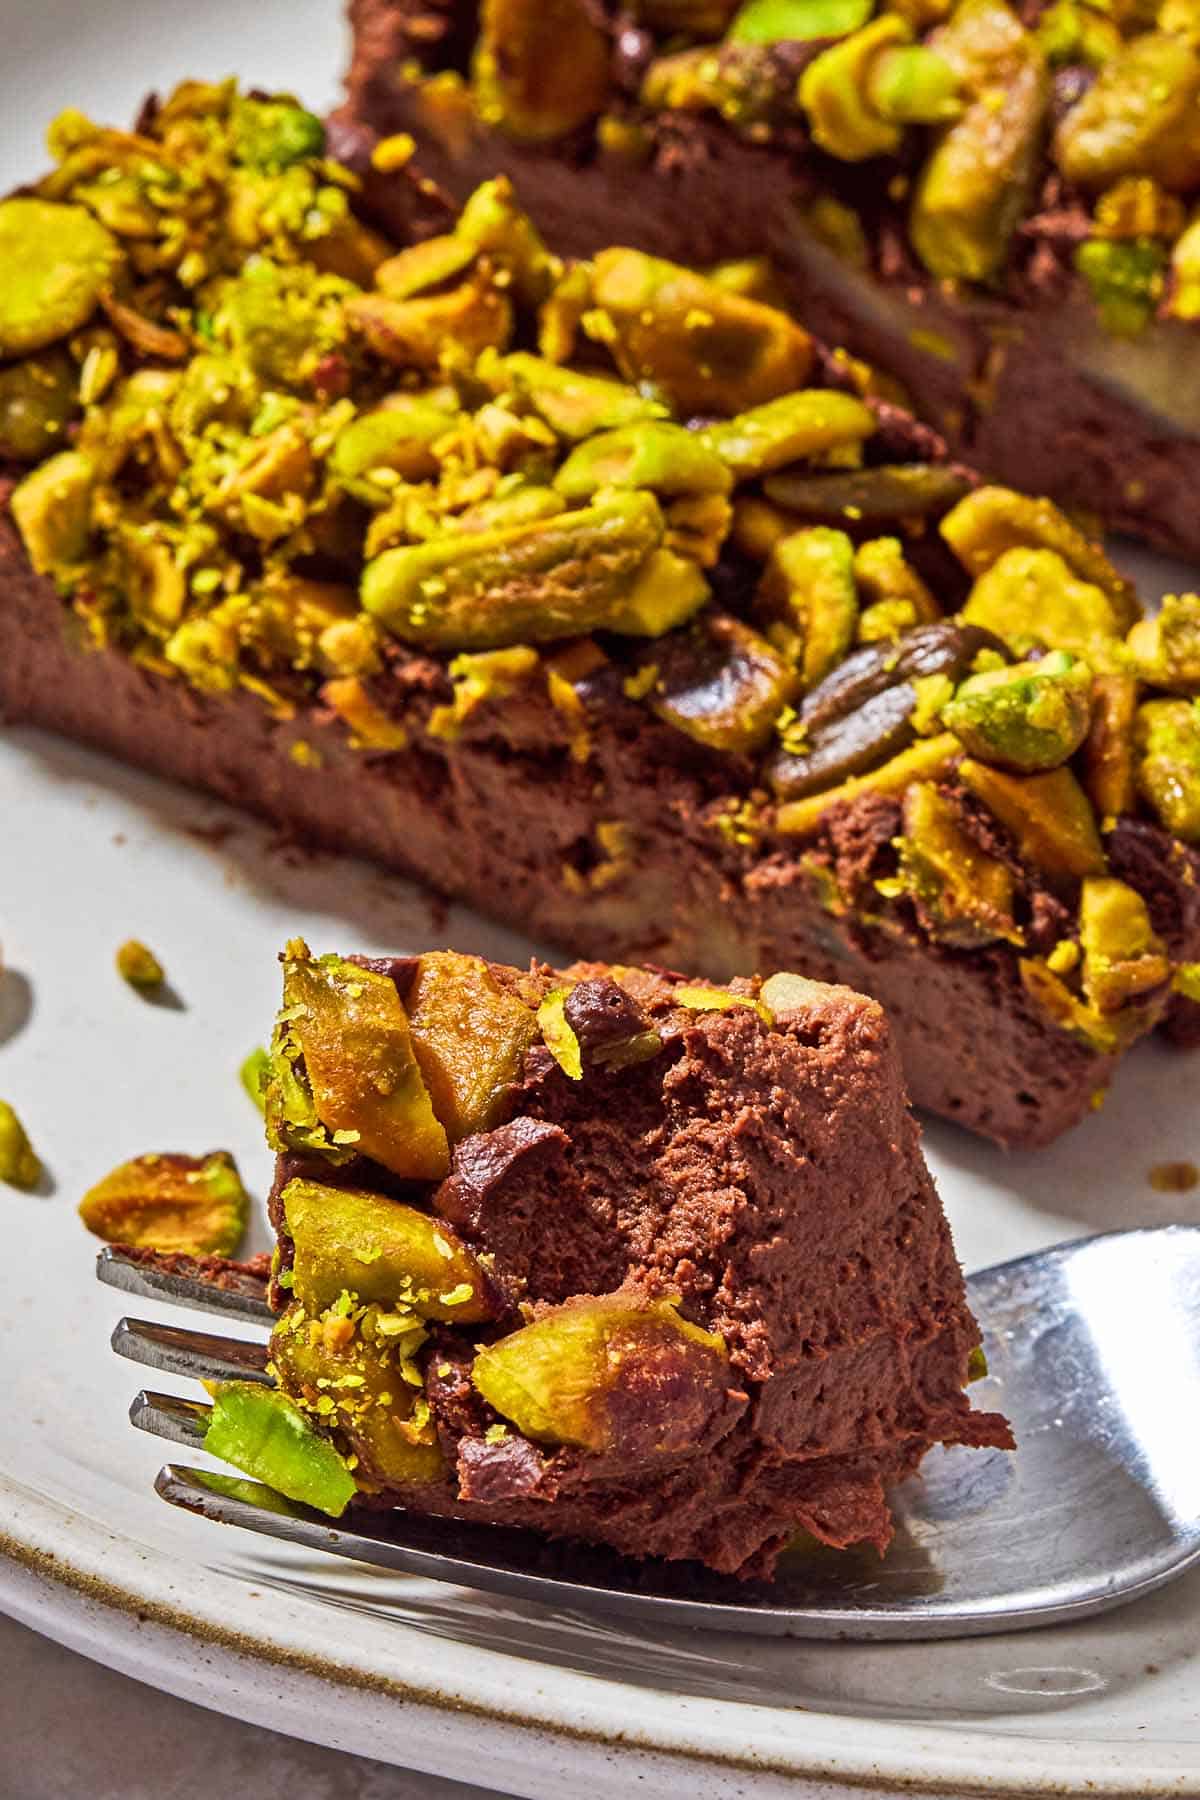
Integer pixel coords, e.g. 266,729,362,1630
768,618,1001,796
763,461,974,527
0,197,121,357
0,352,78,462
941,650,1094,771
554,421,733,501
701,389,876,479
757,525,859,686
493,351,669,440
473,0,611,142
940,485,1138,626
909,0,1049,282
648,612,797,752
1054,32,1200,192
363,490,707,648
590,247,814,416
800,17,939,161
1133,697,1200,840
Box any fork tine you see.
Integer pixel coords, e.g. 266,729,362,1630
112,1316,271,1384
130,1389,212,1449
96,1245,273,1323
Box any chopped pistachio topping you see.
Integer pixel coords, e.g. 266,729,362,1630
0,1101,42,1190
78,1150,249,1255
115,938,166,991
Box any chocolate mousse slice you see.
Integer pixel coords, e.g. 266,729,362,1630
199,939,1012,1576
337,0,1200,559
3,80,1199,1152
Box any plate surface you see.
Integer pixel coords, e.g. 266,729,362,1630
3,7,1200,1793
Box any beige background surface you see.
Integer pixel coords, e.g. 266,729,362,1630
0,1614,509,1800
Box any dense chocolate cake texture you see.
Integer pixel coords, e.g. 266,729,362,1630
2,81,1198,1151
336,0,1200,559
192,940,1013,1576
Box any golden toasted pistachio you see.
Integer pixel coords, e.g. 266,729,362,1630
0,197,121,356
0,1101,41,1190
1167,212,1200,318
701,389,876,480
775,731,962,833
801,17,961,162
492,351,669,439
427,645,541,740
1036,0,1122,67
271,1308,444,1490
589,248,814,416
674,984,773,1022
1079,877,1170,1012
1018,957,1140,1053
0,352,77,462
322,677,408,751
282,1177,497,1321
958,759,1107,877
940,486,1138,626
537,987,584,1079
10,450,94,579
270,941,449,1181
854,535,941,623
1127,593,1200,692
757,526,859,686
329,402,455,504
909,0,1049,282
729,0,873,37
458,177,561,308
647,613,796,753
1083,671,1138,819
473,0,611,142
471,1292,730,1453
78,1151,248,1256
375,235,479,300
763,461,973,527
941,651,1094,771
116,938,166,991
1054,33,1200,192
348,276,513,369
406,950,539,1141
892,781,1023,944
1133,697,1200,839
363,491,708,649
961,548,1131,665
554,421,733,501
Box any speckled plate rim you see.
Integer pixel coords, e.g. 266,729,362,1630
2,1474,1198,1798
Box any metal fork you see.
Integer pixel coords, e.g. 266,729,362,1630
100,1223,1200,1641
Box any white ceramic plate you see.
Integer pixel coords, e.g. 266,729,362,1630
3,7,1200,1793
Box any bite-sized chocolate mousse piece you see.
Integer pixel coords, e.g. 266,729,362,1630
336,0,1200,559
3,81,1199,1153
200,939,1012,1575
